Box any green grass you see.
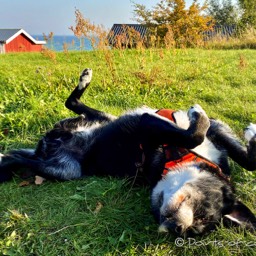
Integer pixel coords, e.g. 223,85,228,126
1,48,256,255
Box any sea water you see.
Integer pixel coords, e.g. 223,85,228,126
34,35,93,52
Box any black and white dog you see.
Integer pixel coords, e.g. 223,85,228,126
1,68,256,236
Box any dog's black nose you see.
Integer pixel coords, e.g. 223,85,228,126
175,225,183,234
164,221,184,234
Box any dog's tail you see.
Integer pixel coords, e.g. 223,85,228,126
0,149,40,182
0,147,83,182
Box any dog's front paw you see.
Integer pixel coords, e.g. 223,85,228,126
78,68,92,89
244,123,256,142
188,104,210,133
188,104,207,120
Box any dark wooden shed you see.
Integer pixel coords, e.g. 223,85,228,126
108,24,149,48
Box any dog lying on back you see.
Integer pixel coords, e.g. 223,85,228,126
1,68,256,236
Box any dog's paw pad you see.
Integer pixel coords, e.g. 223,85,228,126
79,68,92,89
244,123,256,141
188,104,206,119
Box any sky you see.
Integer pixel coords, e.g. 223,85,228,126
0,0,205,35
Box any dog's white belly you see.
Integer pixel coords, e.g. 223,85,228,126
173,110,221,164
191,139,221,164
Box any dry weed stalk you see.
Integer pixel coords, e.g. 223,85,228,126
133,66,161,87
69,8,118,82
69,8,109,50
164,25,176,49
239,54,248,70
104,50,115,74
205,26,256,49
111,25,145,49
41,48,56,62
69,9,95,38
63,42,69,54
43,32,54,49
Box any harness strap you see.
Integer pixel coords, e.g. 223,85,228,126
137,108,230,183
158,109,230,183
156,108,176,122
163,150,224,176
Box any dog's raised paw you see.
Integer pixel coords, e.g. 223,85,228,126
188,104,207,120
79,68,92,89
188,104,210,132
244,123,256,142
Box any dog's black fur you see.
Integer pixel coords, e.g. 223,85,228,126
1,68,256,236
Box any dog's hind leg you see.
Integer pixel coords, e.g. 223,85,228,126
208,120,256,171
0,149,36,182
0,150,82,181
65,68,114,123
139,104,210,149
65,68,92,115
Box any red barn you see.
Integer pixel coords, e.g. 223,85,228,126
0,29,46,53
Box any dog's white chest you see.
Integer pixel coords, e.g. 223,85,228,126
192,139,221,164
173,111,221,164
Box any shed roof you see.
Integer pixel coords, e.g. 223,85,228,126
0,29,46,44
108,24,149,46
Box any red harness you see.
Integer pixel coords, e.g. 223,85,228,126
155,109,230,182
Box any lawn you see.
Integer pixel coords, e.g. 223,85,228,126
0,48,256,255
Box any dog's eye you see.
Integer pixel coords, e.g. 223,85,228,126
202,218,209,223
185,195,191,201
194,217,209,224
184,195,190,201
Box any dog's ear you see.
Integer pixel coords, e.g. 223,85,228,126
224,201,256,231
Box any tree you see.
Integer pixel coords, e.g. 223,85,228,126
238,0,256,27
207,0,240,26
133,0,214,47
